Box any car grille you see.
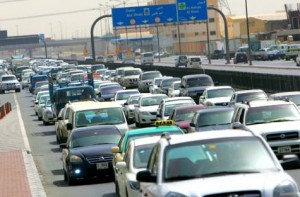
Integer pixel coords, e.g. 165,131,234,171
266,132,299,142
129,78,138,82
150,112,156,115
86,154,113,164
204,191,261,197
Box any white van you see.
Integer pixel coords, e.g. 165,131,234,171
140,52,154,66
188,56,202,68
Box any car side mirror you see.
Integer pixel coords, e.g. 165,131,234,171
116,161,127,170
66,123,73,130
200,96,205,99
190,122,196,127
136,170,156,183
124,102,128,106
59,143,67,149
57,117,63,121
112,146,120,154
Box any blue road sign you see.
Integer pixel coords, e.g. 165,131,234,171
177,0,208,22
112,4,177,27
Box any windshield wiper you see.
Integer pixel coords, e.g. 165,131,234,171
200,170,259,178
165,175,196,182
266,118,298,123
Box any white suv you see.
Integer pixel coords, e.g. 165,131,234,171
137,127,300,197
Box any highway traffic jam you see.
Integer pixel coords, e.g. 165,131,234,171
1,57,300,197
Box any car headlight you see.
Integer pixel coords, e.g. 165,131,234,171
129,181,140,190
70,155,83,163
273,180,299,197
165,192,188,197
141,111,149,115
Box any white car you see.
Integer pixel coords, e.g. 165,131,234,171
112,89,140,105
36,94,50,121
123,94,148,124
149,76,172,94
296,54,300,67
0,74,21,93
134,94,168,127
157,97,196,120
119,68,142,89
168,81,181,97
137,126,300,197
115,136,160,197
199,86,235,106
42,99,55,125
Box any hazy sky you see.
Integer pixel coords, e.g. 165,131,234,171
0,0,297,39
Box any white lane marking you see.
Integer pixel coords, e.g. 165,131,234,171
13,93,31,152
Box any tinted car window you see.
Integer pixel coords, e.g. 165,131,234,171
187,77,213,87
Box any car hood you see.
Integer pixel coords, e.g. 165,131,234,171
176,120,191,129
140,105,159,112
2,79,19,83
206,97,231,104
71,144,117,157
162,171,291,196
247,121,300,135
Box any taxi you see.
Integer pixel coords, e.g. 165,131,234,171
137,125,300,197
111,120,184,179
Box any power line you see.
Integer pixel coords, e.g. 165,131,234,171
0,8,99,21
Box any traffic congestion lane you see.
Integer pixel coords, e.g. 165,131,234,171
4,85,300,196
15,89,117,197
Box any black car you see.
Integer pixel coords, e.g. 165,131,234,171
233,52,248,64
60,125,122,185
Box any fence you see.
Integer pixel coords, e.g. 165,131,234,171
0,102,12,120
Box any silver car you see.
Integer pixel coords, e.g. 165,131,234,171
0,74,21,93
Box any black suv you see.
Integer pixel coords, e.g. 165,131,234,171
175,55,188,67
233,52,248,64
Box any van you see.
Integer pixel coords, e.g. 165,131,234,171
188,56,202,68
140,52,154,66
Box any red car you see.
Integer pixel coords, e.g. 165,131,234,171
170,105,205,133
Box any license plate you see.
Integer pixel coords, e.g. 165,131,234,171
278,146,291,153
96,162,108,170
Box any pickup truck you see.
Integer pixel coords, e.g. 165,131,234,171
0,74,21,93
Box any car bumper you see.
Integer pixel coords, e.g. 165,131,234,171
68,162,114,180
268,140,300,156
139,114,157,124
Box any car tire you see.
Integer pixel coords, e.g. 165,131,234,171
38,116,42,121
115,181,120,197
66,172,75,185
16,88,20,93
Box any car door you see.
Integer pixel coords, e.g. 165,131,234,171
118,144,131,197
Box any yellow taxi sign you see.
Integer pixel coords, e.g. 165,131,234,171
155,120,175,127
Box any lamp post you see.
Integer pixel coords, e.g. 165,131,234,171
245,0,252,65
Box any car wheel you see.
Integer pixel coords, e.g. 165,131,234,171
67,173,75,185
56,135,60,143
64,170,68,181
16,89,20,93
38,115,42,121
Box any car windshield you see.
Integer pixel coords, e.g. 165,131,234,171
236,92,267,103
245,104,300,125
197,110,234,127
207,88,234,98
128,96,140,105
39,96,49,105
134,144,156,168
143,53,153,57
75,107,125,127
161,79,180,88
164,102,195,116
101,86,123,95
2,76,16,81
190,57,200,62
174,110,196,122
274,95,300,106
173,83,180,90
179,56,187,60
116,91,139,100
70,128,121,148
142,72,162,80
154,78,163,86
70,74,84,82
164,137,278,182
124,70,141,76
187,77,213,87
141,96,167,106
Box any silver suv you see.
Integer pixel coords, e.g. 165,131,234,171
137,128,300,196
232,99,300,159
0,74,21,94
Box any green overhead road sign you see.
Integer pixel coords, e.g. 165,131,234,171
178,2,186,10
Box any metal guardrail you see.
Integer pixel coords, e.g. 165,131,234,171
66,60,300,93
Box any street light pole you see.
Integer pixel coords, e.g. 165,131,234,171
245,0,252,65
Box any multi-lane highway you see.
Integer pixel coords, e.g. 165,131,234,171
1,61,300,196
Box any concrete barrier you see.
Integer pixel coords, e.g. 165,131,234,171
0,102,12,120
